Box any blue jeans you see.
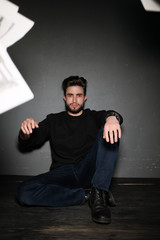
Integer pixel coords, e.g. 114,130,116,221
16,127,119,207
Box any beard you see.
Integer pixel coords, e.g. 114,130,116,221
65,102,85,114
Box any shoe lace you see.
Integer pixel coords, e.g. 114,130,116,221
94,188,106,206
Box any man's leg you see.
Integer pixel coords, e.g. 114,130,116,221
75,126,119,224
75,126,119,190
90,127,119,224
91,129,119,192
16,164,86,207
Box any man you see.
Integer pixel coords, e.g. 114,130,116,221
17,76,123,224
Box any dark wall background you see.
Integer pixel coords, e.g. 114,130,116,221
0,0,160,177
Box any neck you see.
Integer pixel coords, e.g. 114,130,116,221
67,110,83,116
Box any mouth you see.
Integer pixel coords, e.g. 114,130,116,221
71,103,79,108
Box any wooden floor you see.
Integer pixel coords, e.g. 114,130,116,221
0,176,160,240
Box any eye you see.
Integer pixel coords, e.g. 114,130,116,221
67,94,72,97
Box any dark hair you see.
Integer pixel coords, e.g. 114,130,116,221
62,76,88,96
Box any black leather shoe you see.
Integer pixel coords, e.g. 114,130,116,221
88,187,111,224
85,188,116,206
84,189,91,202
108,191,116,207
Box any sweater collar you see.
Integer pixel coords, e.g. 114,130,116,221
65,110,85,119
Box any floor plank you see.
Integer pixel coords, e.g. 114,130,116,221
0,176,160,240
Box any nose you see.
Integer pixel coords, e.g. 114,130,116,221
73,95,77,103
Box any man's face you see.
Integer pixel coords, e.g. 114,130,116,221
63,86,87,116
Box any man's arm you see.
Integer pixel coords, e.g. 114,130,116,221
103,115,122,144
18,116,50,152
19,118,39,140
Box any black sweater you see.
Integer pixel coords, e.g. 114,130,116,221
19,109,123,169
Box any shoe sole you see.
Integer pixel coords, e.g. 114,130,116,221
92,216,111,224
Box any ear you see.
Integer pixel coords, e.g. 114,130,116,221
63,96,66,101
84,96,87,101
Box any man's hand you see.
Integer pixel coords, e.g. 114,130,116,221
20,118,39,140
103,116,121,144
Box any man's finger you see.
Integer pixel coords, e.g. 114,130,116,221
21,124,29,135
28,123,33,134
103,128,110,142
31,120,35,130
109,130,114,144
106,131,110,142
118,126,121,139
21,125,26,134
114,130,118,143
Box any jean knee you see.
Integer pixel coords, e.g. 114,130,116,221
16,182,32,206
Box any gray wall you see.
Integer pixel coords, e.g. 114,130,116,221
0,0,160,177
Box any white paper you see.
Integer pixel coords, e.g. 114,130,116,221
0,0,34,48
0,44,34,114
140,0,160,11
0,0,34,114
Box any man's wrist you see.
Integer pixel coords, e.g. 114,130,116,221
105,112,121,123
19,130,30,140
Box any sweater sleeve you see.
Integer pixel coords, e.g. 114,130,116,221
18,117,50,151
105,110,123,125
87,109,123,127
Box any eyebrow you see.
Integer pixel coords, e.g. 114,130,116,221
66,93,83,96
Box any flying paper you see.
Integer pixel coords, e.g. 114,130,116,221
140,0,160,11
0,0,34,114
